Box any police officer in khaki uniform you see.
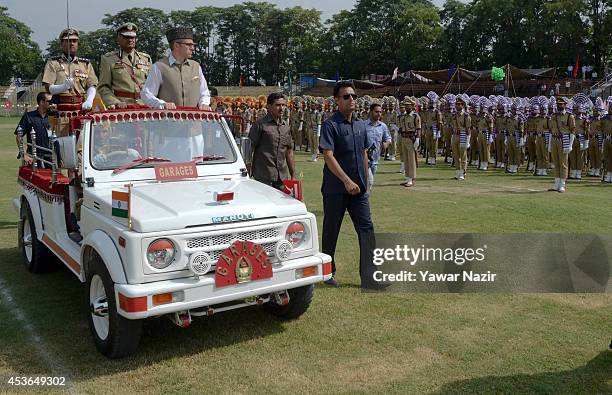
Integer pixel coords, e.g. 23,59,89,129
441,99,453,164
477,98,494,170
399,97,420,187
529,99,549,176
569,101,588,180
452,96,471,180
381,99,398,160
494,101,507,168
43,28,98,135
422,93,442,165
506,103,524,174
98,23,152,109
588,98,605,178
549,97,575,192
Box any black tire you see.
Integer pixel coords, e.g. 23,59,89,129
265,285,314,319
86,255,143,358
19,200,55,273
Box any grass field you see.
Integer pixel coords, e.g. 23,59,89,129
0,116,610,393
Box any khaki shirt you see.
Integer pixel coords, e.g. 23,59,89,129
453,111,471,133
552,113,576,134
42,55,98,97
574,116,588,134
526,116,547,133
382,110,398,129
494,114,507,131
442,112,453,134
477,114,493,130
303,109,314,130
98,49,152,106
421,109,442,130
399,111,421,133
506,116,523,132
249,114,293,182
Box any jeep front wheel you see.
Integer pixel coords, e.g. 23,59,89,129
86,255,143,358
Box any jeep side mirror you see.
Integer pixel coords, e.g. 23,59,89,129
56,135,77,169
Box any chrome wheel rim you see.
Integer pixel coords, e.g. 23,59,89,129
90,275,109,340
22,217,33,262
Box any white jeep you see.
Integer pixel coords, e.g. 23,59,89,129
14,108,332,358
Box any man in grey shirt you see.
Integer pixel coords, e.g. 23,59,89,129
249,92,295,190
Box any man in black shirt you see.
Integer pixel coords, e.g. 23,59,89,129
15,92,53,166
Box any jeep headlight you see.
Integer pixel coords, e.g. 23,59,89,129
285,222,308,248
147,238,176,269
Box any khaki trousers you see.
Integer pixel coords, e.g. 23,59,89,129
588,140,601,171
535,135,549,169
478,133,489,164
569,138,583,171
551,138,568,179
495,132,506,163
451,135,467,170
401,137,417,179
425,130,437,159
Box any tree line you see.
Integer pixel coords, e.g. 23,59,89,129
2,0,612,86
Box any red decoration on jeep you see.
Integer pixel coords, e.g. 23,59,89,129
215,240,273,288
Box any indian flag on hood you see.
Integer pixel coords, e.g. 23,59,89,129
112,190,129,218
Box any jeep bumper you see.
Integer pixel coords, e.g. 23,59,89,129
115,253,332,319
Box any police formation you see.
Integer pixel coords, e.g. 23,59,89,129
248,92,612,194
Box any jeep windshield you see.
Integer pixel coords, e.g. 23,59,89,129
89,117,237,171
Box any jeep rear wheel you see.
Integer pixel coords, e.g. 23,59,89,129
86,255,143,358
265,285,314,319
19,200,55,273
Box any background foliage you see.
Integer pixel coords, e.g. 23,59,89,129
2,0,612,85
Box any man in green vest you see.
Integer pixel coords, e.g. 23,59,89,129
141,27,211,110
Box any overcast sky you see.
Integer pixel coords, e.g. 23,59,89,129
4,0,445,51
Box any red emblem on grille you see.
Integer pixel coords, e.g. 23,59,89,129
215,240,272,288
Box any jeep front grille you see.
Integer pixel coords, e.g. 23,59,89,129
186,227,280,249
184,226,282,266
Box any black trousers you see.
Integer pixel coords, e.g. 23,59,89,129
321,193,376,283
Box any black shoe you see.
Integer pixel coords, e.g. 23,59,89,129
324,277,339,287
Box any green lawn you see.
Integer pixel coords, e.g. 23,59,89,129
0,116,610,393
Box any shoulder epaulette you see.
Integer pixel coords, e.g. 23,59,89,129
49,55,63,60
138,51,152,60
77,57,90,64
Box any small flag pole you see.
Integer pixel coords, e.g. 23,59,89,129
126,183,133,231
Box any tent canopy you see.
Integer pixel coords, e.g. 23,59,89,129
379,65,557,85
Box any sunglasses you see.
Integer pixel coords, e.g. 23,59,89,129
341,93,358,100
